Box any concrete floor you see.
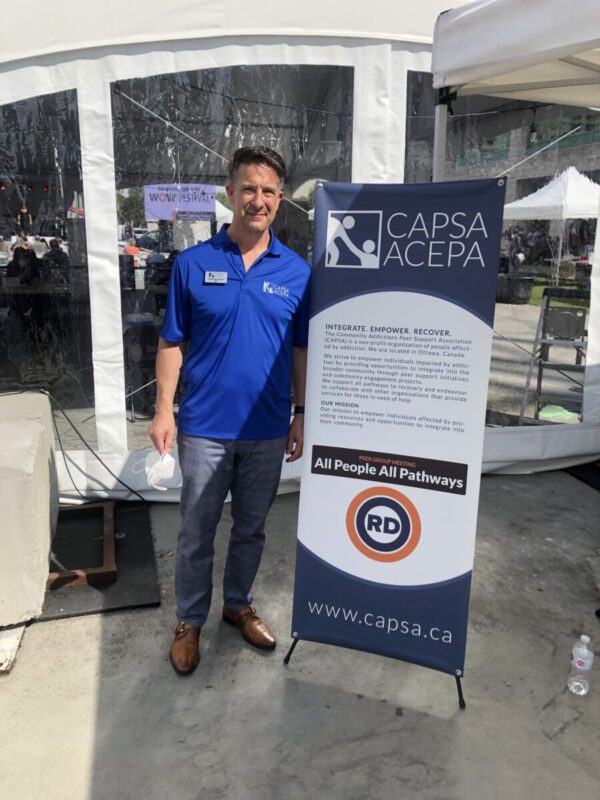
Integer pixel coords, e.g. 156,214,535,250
1,472,599,800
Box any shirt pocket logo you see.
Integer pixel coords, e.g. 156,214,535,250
263,280,289,297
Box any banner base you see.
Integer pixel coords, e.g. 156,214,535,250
455,671,466,709
283,635,467,710
282,635,300,665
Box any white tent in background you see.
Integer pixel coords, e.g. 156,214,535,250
504,168,600,277
215,199,233,227
504,167,600,221
432,0,600,473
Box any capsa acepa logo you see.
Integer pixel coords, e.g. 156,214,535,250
346,486,421,562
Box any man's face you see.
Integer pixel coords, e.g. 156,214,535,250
226,163,283,236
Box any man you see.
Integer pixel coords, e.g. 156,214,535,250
149,146,310,676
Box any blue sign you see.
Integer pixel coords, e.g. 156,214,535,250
291,178,505,675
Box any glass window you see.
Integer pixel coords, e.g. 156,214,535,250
406,71,598,428
0,90,96,449
111,65,354,450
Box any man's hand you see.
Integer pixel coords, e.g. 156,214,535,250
286,413,304,462
287,346,307,463
149,338,185,453
148,409,176,454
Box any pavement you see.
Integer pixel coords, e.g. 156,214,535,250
1,472,599,800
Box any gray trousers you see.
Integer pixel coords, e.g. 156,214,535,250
176,433,286,626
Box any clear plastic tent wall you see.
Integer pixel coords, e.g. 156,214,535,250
1,1,474,499
2,0,595,499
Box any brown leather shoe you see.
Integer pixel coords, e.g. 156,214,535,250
222,606,276,650
170,622,201,675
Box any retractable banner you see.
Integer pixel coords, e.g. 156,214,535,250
292,178,506,675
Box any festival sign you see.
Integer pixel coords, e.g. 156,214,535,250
143,183,215,221
291,179,506,675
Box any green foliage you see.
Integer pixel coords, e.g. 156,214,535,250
117,188,145,226
216,193,232,210
529,279,589,308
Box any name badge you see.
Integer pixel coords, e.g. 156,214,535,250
205,271,228,285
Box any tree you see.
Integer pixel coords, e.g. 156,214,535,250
117,187,145,227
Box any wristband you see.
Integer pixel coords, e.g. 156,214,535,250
294,405,305,415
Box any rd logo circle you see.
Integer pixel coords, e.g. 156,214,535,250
346,486,421,562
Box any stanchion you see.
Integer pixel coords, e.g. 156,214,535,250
455,670,466,709
283,634,300,665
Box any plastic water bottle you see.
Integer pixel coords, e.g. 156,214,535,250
567,635,593,696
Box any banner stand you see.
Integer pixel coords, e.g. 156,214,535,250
282,636,467,709
287,178,505,715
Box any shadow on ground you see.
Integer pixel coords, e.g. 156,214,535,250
1,475,599,800
88,478,600,800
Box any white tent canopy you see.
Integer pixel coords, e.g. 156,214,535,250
432,0,600,107
432,0,600,472
504,167,600,220
0,1,466,67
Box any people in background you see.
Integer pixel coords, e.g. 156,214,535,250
123,237,140,268
7,246,40,287
146,243,166,267
145,244,168,287
32,235,49,259
10,231,31,252
41,238,70,282
15,203,32,235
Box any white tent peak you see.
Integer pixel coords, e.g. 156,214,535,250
215,199,233,226
504,167,600,220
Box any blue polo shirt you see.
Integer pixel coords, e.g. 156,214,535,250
160,226,311,440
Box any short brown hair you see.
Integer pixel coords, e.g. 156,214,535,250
228,146,287,185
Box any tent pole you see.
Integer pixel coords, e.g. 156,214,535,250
432,102,447,182
556,227,564,285
432,89,455,183
582,203,600,422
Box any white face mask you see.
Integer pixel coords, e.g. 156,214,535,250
144,450,177,491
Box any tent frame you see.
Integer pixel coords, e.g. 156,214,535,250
431,0,600,472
